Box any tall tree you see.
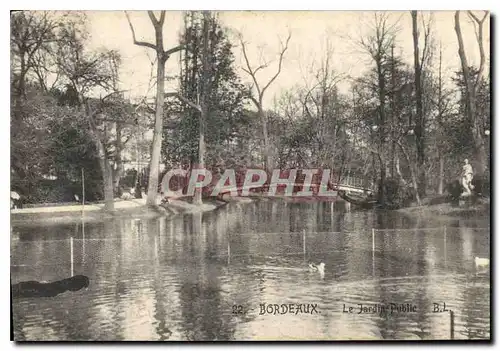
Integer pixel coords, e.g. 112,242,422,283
454,10,489,177
10,11,62,101
239,31,291,172
126,11,184,206
358,12,399,204
411,11,433,196
166,11,247,204
52,21,134,211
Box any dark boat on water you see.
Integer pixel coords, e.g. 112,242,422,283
337,190,378,209
11,275,89,298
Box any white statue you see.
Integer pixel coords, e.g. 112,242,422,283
461,159,474,196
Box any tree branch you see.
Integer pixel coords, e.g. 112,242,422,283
261,31,292,97
122,135,132,145
165,92,202,112
468,10,488,87
158,11,166,26
239,36,262,99
164,44,184,59
248,94,260,109
124,11,157,51
147,11,159,26
419,12,432,71
84,100,106,144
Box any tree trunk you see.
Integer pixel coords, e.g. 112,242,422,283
454,11,487,177
438,153,444,195
147,56,165,206
85,103,115,211
18,55,27,100
376,59,387,205
194,109,206,205
113,122,124,192
100,154,115,212
397,141,421,206
412,11,426,197
259,105,272,172
378,159,387,205
395,155,407,186
91,132,115,211
193,11,211,206
437,44,445,196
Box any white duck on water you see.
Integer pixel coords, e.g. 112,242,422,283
308,262,325,278
475,257,489,267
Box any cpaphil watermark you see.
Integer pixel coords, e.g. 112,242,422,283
160,168,339,198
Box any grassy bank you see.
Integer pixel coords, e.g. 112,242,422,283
397,197,490,223
10,196,252,226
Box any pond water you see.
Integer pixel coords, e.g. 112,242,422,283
11,200,490,341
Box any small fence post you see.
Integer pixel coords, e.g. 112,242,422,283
81,168,85,214
70,236,74,277
154,236,158,260
303,229,306,259
372,228,375,253
330,201,334,226
372,228,375,276
444,225,447,265
450,310,455,339
227,239,231,265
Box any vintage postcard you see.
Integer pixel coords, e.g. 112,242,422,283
10,10,490,341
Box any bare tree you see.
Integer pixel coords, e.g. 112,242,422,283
454,10,489,176
51,22,121,211
433,43,454,195
299,42,345,171
411,11,433,197
239,31,291,172
165,11,215,205
358,12,400,204
125,11,184,206
10,11,61,100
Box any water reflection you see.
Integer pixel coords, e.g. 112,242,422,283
11,200,490,340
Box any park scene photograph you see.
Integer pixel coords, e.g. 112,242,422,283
10,10,490,341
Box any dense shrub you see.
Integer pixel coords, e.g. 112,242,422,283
120,169,138,189
445,179,463,205
445,174,490,204
380,177,415,209
471,175,490,197
12,178,104,205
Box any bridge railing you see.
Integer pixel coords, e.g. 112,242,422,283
333,176,373,191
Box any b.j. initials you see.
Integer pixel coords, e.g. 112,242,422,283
433,302,449,313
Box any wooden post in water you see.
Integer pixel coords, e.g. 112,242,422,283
450,310,455,339
227,239,231,265
372,228,375,253
372,228,375,276
330,201,334,227
81,168,85,261
81,168,85,213
303,229,306,259
82,220,85,264
70,236,74,277
154,236,158,260
444,225,447,266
